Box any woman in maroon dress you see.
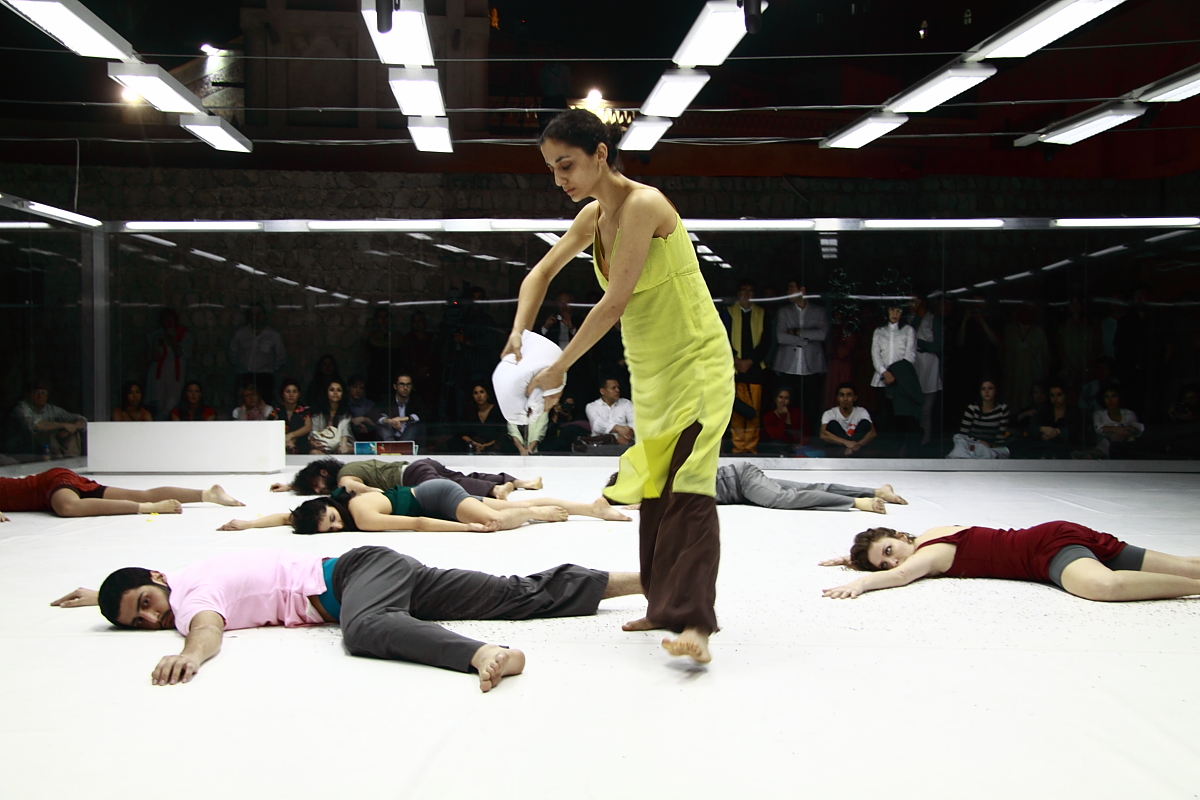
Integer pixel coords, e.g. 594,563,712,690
819,520,1200,602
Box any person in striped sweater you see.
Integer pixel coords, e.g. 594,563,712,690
957,378,1010,447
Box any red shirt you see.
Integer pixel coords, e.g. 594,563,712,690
761,406,807,445
918,521,1127,582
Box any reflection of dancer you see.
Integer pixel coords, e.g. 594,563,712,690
271,457,542,501
820,520,1200,602
505,109,733,662
0,467,242,520
715,463,904,513
52,546,644,693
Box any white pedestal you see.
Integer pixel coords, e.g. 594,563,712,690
86,421,286,473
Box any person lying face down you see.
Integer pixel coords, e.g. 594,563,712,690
51,546,643,692
819,520,1200,602
222,478,630,534
269,457,543,502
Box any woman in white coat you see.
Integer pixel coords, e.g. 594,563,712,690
871,305,917,444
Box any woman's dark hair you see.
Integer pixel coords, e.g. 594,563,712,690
313,379,350,424
1099,381,1121,401
848,528,915,572
279,378,302,401
98,567,158,627
292,496,356,535
539,109,623,172
291,457,345,495
175,381,204,412
470,382,492,403
120,380,144,407
835,382,856,395
773,386,793,404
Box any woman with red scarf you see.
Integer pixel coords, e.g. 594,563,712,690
145,309,193,420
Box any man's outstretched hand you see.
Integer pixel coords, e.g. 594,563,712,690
51,588,98,607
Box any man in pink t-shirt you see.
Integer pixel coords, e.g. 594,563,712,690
52,546,642,694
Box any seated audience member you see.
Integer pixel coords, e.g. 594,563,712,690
541,394,588,452
1079,356,1117,413
345,374,377,442
760,387,806,455
1013,382,1048,431
6,380,87,457
508,412,549,455
169,381,216,422
304,354,341,407
1168,383,1200,423
459,383,509,454
956,378,1010,448
52,546,644,693
586,378,635,446
376,372,426,450
277,379,311,454
112,381,153,422
232,383,277,421
308,379,353,455
272,457,541,501
1,467,242,520
1093,383,1144,458
1018,381,1087,457
820,383,877,457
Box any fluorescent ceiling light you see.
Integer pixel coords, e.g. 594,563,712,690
701,255,722,262
535,232,561,246
949,287,970,294
353,298,369,304
1088,244,1127,257
472,254,499,261
179,114,253,153
619,117,672,150
974,280,997,288
200,44,221,55
862,218,1004,229
408,232,433,239
442,219,492,232
408,116,453,153
0,221,51,230
273,276,299,286
388,67,445,116
642,70,710,118
819,238,838,246
970,0,1127,60
305,285,327,293
331,292,350,299
1004,271,1033,280
673,0,765,67
235,263,267,275
26,201,101,227
490,219,571,231
125,221,263,232
188,248,225,262
1042,259,1072,270
107,63,206,114
1140,65,1200,102
696,245,713,254
5,0,136,60
1145,230,1193,243
131,233,175,247
433,243,468,253
686,219,815,231
361,0,433,65
1039,104,1145,145
505,260,525,266
1054,217,1200,228
820,113,908,149
307,220,437,232
888,64,997,113
688,232,699,242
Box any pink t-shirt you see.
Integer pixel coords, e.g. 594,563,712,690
165,550,328,634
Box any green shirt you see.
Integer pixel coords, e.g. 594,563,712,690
337,459,408,490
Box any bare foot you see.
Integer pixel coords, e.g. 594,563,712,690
622,616,667,631
531,505,569,523
515,477,543,490
854,497,887,514
489,481,515,501
874,484,908,505
471,645,525,693
590,497,632,522
203,485,245,507
139,500,182,515
662,627,712,663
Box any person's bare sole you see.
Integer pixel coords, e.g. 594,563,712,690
874,484,908,505
515,477,543,490
622,616,667,631
531,505,570,523
139,500,182,514
203,485,245,507
662,628,712,663
854,497,887,514
590,498,632,522
473,645,525,693
490,481,515,501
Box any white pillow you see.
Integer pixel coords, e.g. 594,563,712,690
493,330,565,425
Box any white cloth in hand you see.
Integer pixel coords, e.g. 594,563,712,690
493,330,565,425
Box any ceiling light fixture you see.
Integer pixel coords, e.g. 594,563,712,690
179,114,253,153
618,117,673,150
820,113,909,149
1036,103,1145,145
490,219,571,231
1004,271,1033,280
360,0,433,65
887,64,997,113
0,221,52,230
107,63,206,114
535,232,561,246
642,70,711,118
862,218,1004,229
673,0,766,67
307,220,438,232
1088,244,1127,257
407,116,453,153
687,219,816,231
125,221,262,232
1145,230,1194,243
131,233,175,246
968,0,1128,60
1139,63,1200,103
188,248,225,262
1054,217,1200,228
3,0,136,60
388,67,445,116
26,200,102,227
1042,259,1072,270
433,243,468,253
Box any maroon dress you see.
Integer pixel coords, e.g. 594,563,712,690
916,521,1128,582
0,468,105,512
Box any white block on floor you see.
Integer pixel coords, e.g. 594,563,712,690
86,421,285,473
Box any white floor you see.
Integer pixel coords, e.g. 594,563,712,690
2,461,1199,800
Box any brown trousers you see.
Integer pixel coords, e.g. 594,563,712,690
638,422,720,634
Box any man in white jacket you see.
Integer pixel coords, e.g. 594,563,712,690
773,281,829,427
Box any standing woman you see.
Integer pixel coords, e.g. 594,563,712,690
503,109,734,662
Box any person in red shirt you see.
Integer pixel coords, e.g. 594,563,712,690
0,467,243,520
760,387,807,454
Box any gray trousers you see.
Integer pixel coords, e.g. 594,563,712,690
728,462,873,511
332,546,608,673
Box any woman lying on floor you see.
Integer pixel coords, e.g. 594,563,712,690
219,478,630,534
0,467,243,521
820,520,1200,602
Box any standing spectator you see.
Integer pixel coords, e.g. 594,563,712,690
1002,301,1050,410
906,294,943,446
231,383,277,422
1056,296,1097,391
870,305,919,444
459,383,508,454
345,374,377,442
304,354,341,408
228,303,287,403
586,378,635,446
112,381,153,422
362,308,398,401
773,281,828,427
540,290,578,350
956,378,1010,448
760,387,806,455
954,295,1002,415
277,379,311,454
400,311,437,417
169,381,216,422
144,308,193,420
1092,383,1144,458
6,380,86,457
726,280,769,454
819,383,877,457
1100,293,1125,361
823,308,859,412
308,379,353,455
376,372,427,450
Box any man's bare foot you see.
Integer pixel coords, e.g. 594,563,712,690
662,627,712,663
854,497,887,514
622,616,667,631
470,644,525,693
514,477,543,490
531,505,570,523
203,485,245,507
489,481,515,501
139,500,182,515
590,497,632,522
874,484,907,504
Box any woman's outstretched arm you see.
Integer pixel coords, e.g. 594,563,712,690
217,513,292,530
821,546,949,599
352,508,496,533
